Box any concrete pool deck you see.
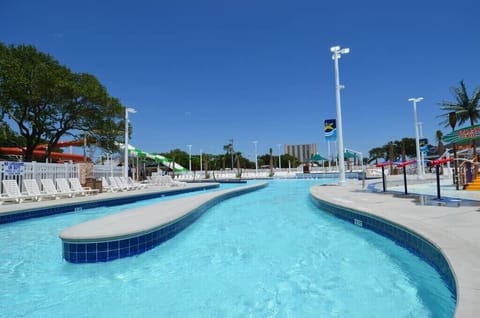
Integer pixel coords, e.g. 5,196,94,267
310,174,480,318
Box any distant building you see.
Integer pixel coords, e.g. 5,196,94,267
284,144,318,163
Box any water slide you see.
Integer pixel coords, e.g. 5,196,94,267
119,143,188,172
0,145,90,162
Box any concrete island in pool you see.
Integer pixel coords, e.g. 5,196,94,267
60,182,268,263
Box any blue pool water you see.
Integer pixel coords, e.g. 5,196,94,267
0,179,455,317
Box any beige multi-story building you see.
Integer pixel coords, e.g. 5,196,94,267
284,144,318,163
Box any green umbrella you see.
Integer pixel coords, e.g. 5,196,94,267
310,154,327,161
344,150,356,159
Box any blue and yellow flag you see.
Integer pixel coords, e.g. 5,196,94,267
324,119,337,141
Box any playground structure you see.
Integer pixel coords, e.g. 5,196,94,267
118,143,187,173
0,140,90,162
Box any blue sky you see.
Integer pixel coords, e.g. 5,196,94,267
1,0,478,161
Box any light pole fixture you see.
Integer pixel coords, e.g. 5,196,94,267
253,140,258,176
124,107,136,179
331,45,350,184
408,97,424,178
187,144,192,171
277,144,282,169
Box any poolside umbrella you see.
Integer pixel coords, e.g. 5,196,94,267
310,154,327,162
344,150,356,159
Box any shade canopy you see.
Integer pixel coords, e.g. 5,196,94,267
310,154,328,161
344,150,357,159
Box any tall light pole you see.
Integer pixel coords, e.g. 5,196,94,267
187,144,192,171
124,107,136,179
331,45,350,184
253,141,258,176
408,97,424,178
277,144,282,169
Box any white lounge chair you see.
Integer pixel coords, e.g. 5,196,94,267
110,176,133,191
114,176,131,190
23,179,57,201
163,175,186,187
41,179,70,198
68,178,99,196
101,177,118,192
55,178,80,197
1,179,35,204
128,177,148,189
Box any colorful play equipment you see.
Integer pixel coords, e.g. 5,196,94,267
118,143,188,173
429,157,455,199
375,161,393,192
0,139,90,162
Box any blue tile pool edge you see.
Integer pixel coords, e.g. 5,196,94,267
309,193,457,299
0,184,220,224
61,182,268,264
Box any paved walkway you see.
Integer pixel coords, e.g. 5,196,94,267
311,174,480,318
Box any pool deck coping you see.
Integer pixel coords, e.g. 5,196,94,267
310,175,480,318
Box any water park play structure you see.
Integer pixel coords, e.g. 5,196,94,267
0,140,90,162
0,141,186,172
119,143,187,172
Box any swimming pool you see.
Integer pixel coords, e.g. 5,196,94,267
0,179,455,317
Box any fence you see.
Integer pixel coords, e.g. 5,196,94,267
0,161,81,193
92,164,123,179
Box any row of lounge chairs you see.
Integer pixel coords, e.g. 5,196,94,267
101,176,186,192
147,175,186,187
101,176,147,192
1,175,188,205
0,178,98,205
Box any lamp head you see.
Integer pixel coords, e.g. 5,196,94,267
330,46,341,52
408,97,424,103
340,48,350,54
126,107,137,113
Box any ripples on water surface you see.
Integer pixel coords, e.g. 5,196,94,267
0,179,455,317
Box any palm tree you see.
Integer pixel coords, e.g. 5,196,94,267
234,152,242,178
435,130,445,156
439,80,480,128
269,148,274,176
223,142,234,169
439,80,480,157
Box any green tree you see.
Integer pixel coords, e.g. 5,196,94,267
368,138,416,162
368,146,387,163
439,80,480,128
269,147,274,176
223,141,234,169
435,130,445,156
280,153,299,169
438,80,480,157
0,122,24,147
161,149,189,169
0,43,125,161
